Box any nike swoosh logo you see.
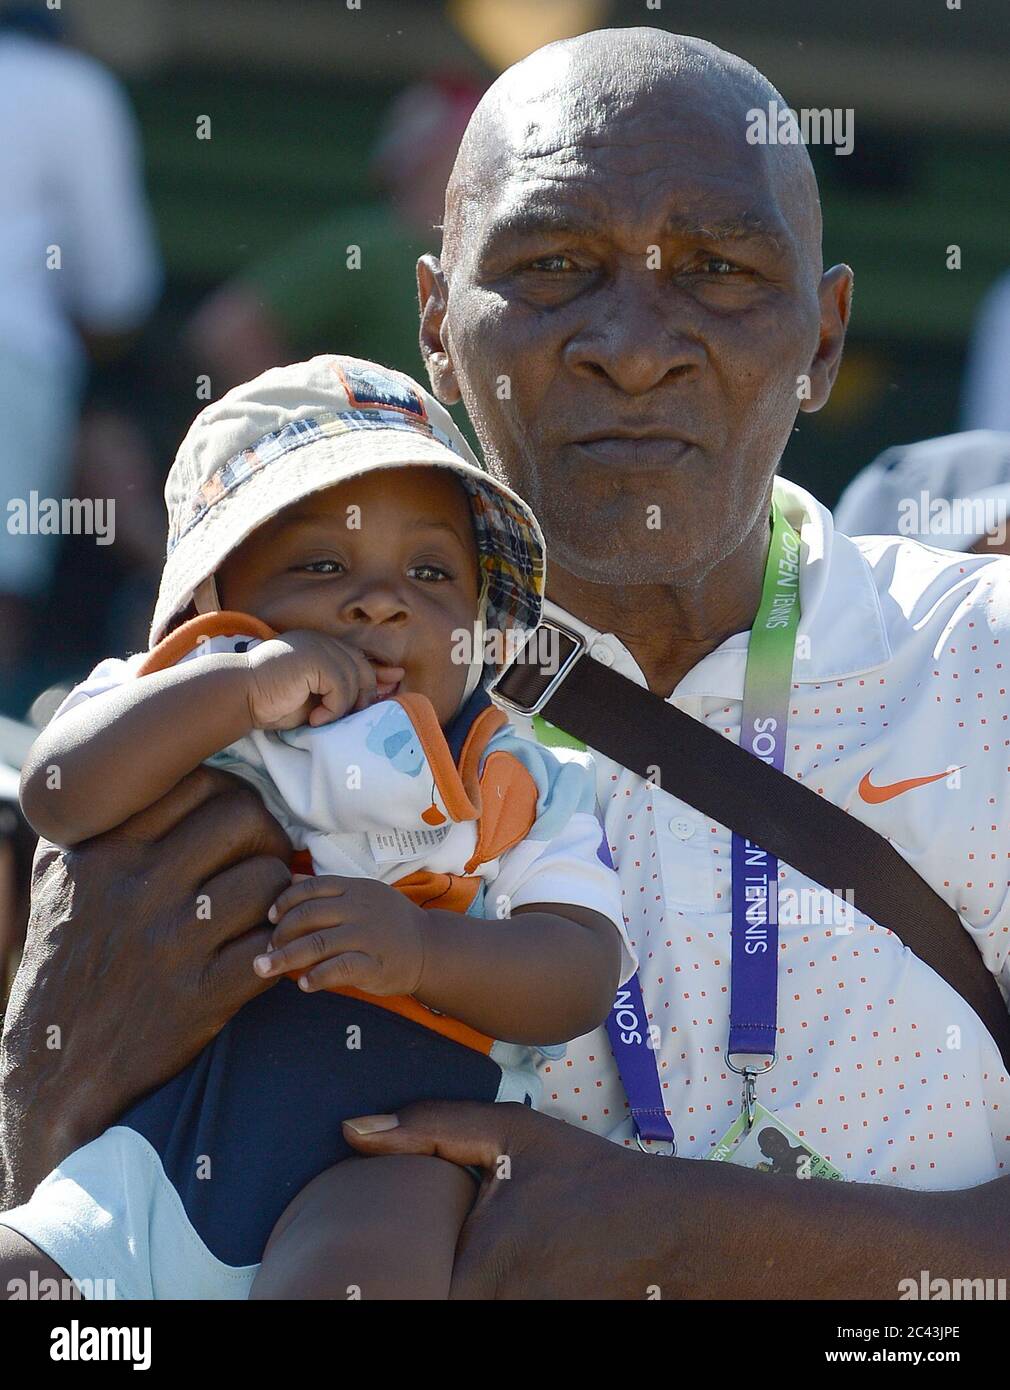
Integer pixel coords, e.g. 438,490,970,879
858,766,962,804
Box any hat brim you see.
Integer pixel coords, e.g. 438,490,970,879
150,428,544,647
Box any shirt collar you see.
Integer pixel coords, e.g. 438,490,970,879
542,477,891,703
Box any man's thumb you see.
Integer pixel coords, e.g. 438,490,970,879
342,1099,517,1172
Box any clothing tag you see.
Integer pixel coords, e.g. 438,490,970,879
707,1103,844,1181
367,824,452,864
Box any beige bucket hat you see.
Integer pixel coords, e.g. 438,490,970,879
151,354,546,648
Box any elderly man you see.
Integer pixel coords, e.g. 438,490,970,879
3,29,1009,1299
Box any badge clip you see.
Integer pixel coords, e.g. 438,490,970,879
727,1052,777,1133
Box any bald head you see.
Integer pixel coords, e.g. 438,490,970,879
443,28,822,275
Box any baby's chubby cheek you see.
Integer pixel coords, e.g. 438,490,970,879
427,655,470,723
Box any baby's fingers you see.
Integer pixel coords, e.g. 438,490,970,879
269,902,353,954
254,924,351,977
268,875,348,925
297,952,377,993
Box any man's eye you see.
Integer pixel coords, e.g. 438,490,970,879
526,254,578,273
699,256,742,275
409,564,451,582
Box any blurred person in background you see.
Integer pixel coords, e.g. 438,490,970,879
961,271,1010,435
185,77,482,394
835,430,1010,556
0,2,162,711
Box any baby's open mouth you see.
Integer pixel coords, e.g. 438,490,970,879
362,655,405,699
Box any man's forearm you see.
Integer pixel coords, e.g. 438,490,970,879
630,1154,1010,1299
0,1092,93,1210
0,990,108,1209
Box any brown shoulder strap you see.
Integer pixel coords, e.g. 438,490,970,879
530,653,1010,1072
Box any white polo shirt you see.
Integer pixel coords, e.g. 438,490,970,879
516,476,1010,1191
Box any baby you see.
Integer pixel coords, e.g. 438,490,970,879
12,355,633,1299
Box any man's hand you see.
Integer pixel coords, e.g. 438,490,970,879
244,631,403,730
343,1100,1010,1301
255,875,426,996
341,1100,661,1299
0,766,292,1207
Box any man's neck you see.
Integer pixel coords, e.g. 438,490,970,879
546,511,773,698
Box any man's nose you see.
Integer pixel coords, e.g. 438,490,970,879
563,265,706,395
339,583,410,626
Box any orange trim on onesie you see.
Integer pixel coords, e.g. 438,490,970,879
457,704,509,807
464,749,538,874
332,988,494,1055
393,868,483,914
136,611,277,676
390,692,481,822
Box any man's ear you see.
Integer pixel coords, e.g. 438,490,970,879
799,264,853,414
417,254,461,405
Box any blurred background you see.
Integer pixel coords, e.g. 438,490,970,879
0,0,1007,996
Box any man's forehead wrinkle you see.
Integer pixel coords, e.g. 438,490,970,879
480,189,790,253
445,27,822,271
478,136,794,256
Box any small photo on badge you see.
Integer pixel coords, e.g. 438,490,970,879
731,1121,815,1178
750,1123,811,1178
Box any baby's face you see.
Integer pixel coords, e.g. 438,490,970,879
217,467,481,725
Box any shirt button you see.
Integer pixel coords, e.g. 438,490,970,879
670,817,695,840
590,642,614,666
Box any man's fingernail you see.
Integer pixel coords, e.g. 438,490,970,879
343,1114,400,1136
267,905,278,923
253,955,273,976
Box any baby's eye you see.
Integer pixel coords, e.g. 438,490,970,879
409,563,452,583
298,559,345,575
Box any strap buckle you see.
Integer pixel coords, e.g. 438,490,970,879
636,1135,676,1157
488,619,586,717
726,1052,777,1132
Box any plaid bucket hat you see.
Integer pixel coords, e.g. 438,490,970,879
150,354,546,647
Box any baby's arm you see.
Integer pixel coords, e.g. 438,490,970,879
417,899,623,1044
19,631,387,847
20,655,258,846
257,875,623,1045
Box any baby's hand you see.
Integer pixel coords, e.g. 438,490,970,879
243,630,404,730
254,875,427,995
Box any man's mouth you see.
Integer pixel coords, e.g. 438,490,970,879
569,430,695,469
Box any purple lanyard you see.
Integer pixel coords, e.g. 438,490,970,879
605,503,801,1147
605,975,677,1147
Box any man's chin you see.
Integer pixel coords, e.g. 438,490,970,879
545,533,698,587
